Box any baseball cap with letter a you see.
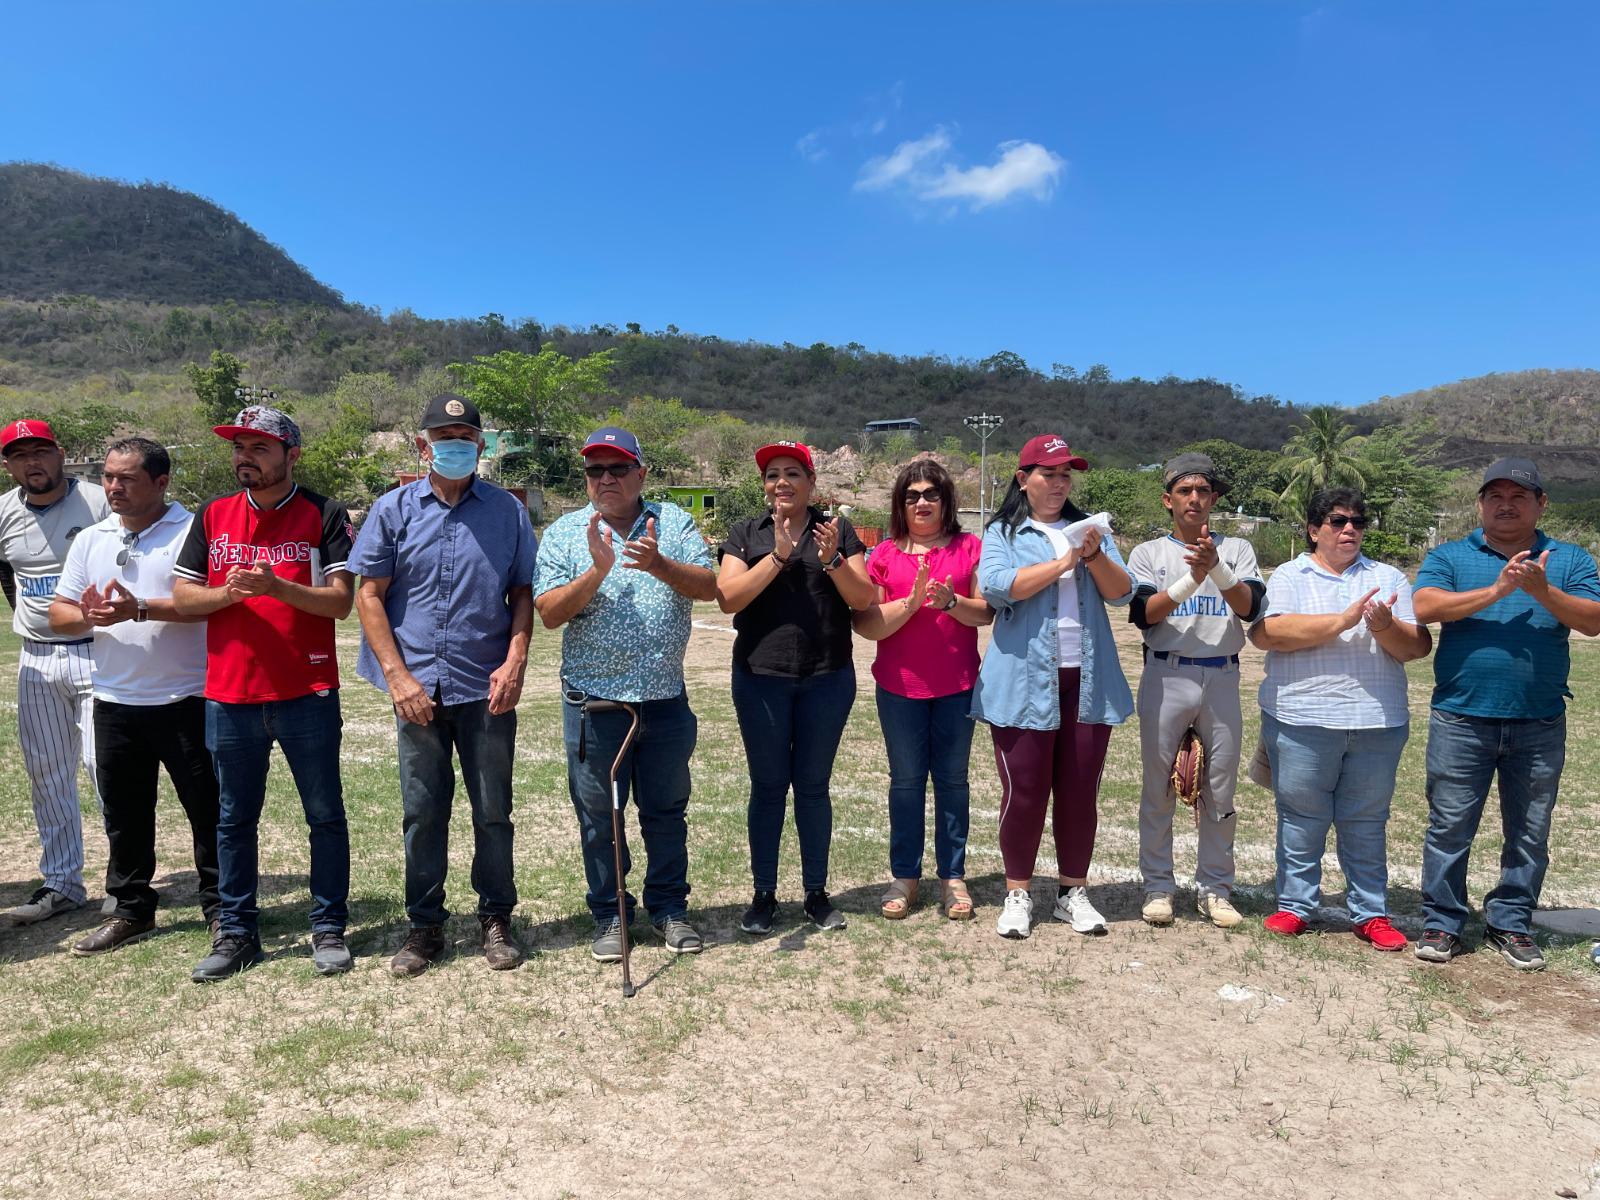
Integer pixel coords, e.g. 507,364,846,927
1018,434,1088,471
0,419,59,454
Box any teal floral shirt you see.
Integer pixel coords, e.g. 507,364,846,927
533,500,714,702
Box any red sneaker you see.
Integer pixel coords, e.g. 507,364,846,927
1353,916,1408,951
1263,910,1308,937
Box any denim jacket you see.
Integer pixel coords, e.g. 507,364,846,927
969,521,1135,730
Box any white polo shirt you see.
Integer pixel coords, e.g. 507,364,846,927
55,502,207,705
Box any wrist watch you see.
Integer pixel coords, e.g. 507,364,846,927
940,594,958,612
823,551,844,572
134,598,148,623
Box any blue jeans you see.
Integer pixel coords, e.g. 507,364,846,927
396,699,517,927
1261,712,1408,922
876,686,973,880
562,689,696,926
1421,707,1566,936
732,664,855,893
206,691,350,937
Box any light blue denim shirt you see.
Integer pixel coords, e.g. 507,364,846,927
969,520,1135,730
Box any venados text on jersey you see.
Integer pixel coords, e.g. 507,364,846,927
208,534,313,573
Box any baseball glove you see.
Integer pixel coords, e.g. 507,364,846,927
1170,727,1206,808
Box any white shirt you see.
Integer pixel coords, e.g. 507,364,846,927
0,479,110,640
1257,552,1415,729
1030,518,1082,668
55,503,207,705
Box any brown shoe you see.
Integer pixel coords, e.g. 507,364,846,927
71,916,157,957
390,925,447,977
480,915,524,971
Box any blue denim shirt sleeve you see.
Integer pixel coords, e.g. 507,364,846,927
1097,534,1135,605
510,508,538,586
349,490,400,579
978,525,1027,610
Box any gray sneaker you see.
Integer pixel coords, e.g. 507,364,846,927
311,931,353,975
591,918,625,963
2,887,81,926
654,915,703,954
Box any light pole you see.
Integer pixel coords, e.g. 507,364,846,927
233,385,277,409
963,412,1004,526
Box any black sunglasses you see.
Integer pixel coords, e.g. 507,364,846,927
584,463,637,480
1324,515,1369,530
904,487,942,505
116,528,139,566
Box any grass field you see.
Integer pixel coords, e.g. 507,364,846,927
1,612,1597,1199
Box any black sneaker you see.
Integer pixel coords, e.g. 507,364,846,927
1484,926,1546,972
311,931,353,975
191,932,264,982
804,889,847,931
1414,929,1463,963
740,891,778,935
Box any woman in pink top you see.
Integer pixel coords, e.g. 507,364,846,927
856,460,991,920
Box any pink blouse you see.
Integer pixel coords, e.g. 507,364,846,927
867,533,984,699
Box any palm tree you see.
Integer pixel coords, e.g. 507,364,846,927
1277,406,1368,516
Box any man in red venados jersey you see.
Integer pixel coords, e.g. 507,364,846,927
172,405,356,981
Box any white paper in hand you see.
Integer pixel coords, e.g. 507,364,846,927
1062,511,1114,550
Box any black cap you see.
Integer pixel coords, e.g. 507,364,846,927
1162,452,1227,496
1480,457,1543,495
421,392,481,431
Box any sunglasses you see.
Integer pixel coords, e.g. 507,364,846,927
904,487,942,505
584,463,637,480
1323,515,1369,530
116,528,140,566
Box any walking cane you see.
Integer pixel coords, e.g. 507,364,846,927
582,699,641,998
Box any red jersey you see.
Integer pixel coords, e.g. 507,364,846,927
174,485,354,703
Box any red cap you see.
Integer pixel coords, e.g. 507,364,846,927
0,419,59,453
755,441,815,474
1018,434,1087,471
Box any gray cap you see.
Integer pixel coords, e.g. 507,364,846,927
1162,452,1227,496
213,405,302,449
1480,457,1543,494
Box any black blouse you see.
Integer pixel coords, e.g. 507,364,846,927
720,507,866,678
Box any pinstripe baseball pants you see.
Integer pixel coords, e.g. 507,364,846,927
16,639,99,903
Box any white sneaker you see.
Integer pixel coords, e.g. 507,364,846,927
996,888,1033,939
2,887,82,926
1141,892,1174,926
1053,886,1108,935
1197,892,1244,929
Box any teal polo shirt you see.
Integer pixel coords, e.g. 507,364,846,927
1413,528,1600,719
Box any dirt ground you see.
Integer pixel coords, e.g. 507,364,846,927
2,618,1599,1200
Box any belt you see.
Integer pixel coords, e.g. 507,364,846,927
1152,650,1238,669
24,636,92,647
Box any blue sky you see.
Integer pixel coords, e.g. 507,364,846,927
4,2,1597,408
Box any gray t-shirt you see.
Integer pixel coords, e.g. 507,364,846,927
0,479,111,640
1127,532,1261,658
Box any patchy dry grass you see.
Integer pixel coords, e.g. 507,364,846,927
0,613,1597,1198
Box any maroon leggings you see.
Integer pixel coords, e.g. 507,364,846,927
992,668,1114,880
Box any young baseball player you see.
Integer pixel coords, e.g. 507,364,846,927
1127,453,1264,929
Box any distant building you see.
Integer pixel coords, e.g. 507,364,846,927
661,484,719,523
864,418,924,435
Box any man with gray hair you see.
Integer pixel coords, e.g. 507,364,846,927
48,437,220,955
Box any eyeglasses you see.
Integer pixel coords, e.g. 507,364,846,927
584,463,637,480
904,487,942,505
1324,515,1369,530
116,528,140,566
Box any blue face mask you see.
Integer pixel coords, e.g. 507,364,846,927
428,437,479,480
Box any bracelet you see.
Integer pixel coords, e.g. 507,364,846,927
1166,572,1203,604
1079,540,1101,563
770,551,790,567
1209,561,1237,590
822,551,844,572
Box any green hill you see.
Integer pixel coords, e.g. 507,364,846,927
0,162,343,307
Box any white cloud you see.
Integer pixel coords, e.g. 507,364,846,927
853,128,1066,211
923,140,1066,208
854,127,953,191
795,129,827,163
